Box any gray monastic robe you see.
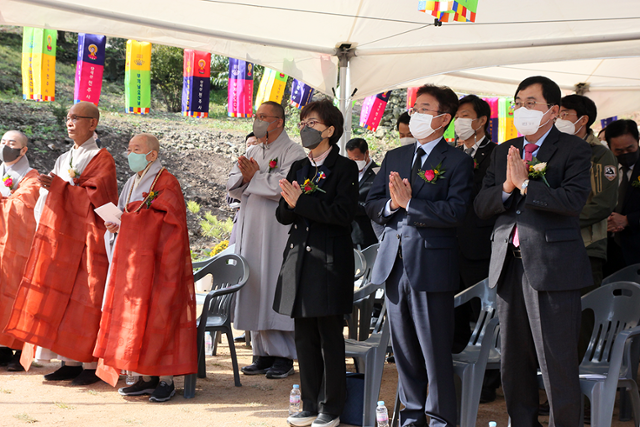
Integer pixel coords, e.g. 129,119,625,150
227,130,305,332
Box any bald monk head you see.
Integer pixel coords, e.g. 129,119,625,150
66,102,100,148
1,130,29,166
128,133,160,176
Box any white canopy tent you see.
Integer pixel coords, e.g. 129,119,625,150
2,0,640,139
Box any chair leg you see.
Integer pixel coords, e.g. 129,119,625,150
197,329,207,379
391,383,401,427
226,329,242,387
212,331,219,356
183,374,196,398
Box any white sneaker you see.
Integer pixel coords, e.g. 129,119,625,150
287,411,318,426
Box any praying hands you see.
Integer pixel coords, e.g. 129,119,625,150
238,155,260,184
388,171,411,210
503,146,529,193
279,179,302,209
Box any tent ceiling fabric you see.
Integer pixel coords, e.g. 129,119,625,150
2,0,640,115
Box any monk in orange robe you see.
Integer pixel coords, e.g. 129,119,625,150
94,133,196,402
3,102,118,386
0,131,40,371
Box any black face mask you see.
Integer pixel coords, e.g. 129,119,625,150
300,126,325,150
617,150,640,169
0,145,22,163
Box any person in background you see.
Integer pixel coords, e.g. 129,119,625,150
346,138,379,249
274,99,358,427
397,112,415,146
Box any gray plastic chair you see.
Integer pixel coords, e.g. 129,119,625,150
349,244,381,341
602,264,640,286
577,281,640,427
354,248,365,280
186,254,249,398
360,243,380,284
390,278,499,427
191,243,236,270
344,285,390,427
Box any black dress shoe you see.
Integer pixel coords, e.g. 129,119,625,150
479,387,496,404
241,356,275,375
44,365,83,381
266,357,294,379
311,413,340,427
234,333,246,342
7,351,24,372
71,369,102,386
0,347,13,366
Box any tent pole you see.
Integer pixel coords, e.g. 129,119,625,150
337,47,354,155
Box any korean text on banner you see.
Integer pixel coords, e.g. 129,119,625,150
255,68,288,110
74,34,106,106
360,92,390,132
290,79,314,109
406,87,419,111
21,27,56,102
124,40,151,114
498,97,518,143
182,50,211,118
228,58,254,118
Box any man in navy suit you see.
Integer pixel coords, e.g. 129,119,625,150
366,84,473,427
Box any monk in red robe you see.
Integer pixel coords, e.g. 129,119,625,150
0,131,40,371
94,133,197,402
4,102,118,385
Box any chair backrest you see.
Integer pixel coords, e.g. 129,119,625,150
196,254,249,322
601,264,640,286
580,282,640,373
354,248,365,279
360,243,380,283
454,278,497,348
192,243,236,270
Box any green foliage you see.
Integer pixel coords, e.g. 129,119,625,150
150,45,184,113
210,55,229,89
103,37,127,82
55,31,78,65
48,101,69,130
0,31,23,95
187,200,201,214
200,212,233,240
13,413,38,423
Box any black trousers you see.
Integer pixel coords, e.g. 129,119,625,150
497,252,582,427
386,256,457,427
294,315,346,416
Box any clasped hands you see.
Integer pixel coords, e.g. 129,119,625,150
238,155,260,184
503,146,529,194
38,173,57,189
389,172,411,210
279,179,302,209
608,212,628,233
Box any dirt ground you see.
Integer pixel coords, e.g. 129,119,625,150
1,331,636,427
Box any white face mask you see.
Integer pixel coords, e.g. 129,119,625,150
409,112,444,140
454,117,477,141
399,137,416,146
555,116,584,136
513,106,552,136
354,159,367,171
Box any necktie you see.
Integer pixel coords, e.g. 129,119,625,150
410,147,425,185
615,166,629,214
464,147,474,157
512,143,538,247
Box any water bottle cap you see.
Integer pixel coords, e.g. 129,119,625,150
377,401,385,406
293,384,299,389
489,422,497,427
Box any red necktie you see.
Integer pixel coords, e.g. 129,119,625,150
512,143,537,247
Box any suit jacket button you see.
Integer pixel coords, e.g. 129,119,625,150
306,246,311,252
290,244,294,249
306,227,309,232
516,210,521,215
294,224,297,229
396,234,400,239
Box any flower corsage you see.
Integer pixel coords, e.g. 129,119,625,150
68,154,80,178
632,176,640,188
2,175,14,191
301,178,326,194
142,190,160,209
268,158,278,173
527,157,550,187
418,163,446,184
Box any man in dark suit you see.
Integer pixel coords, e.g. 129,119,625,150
605,119,640,269
346,138,379,249
366,84,473,427
451,95,500,402
475,76,592,427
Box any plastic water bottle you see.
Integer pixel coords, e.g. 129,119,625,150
205,332,213,354
376,401,389,427
489,422,497,427
289,384,301,415
125,371,139,385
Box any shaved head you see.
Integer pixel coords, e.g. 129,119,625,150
72,101,100,121
131,133,160,152
1,130,28,148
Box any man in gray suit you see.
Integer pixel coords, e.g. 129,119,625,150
475,76,592,427
366,84,474,427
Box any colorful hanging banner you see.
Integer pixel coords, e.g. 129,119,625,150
600,116,618,129
21,27,56,102
359,92,391,132
74,34,106,106
290,79,314,109
228,58,254,118
124,40,151,114
483,97,499,143
498,97,518,143
255,68,288,110
418,0,478,23
406,87,419,110
182,50,211,118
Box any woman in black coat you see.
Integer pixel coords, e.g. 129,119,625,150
274,99,358,427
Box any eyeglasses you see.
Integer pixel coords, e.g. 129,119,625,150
297,119,325,130
255,114,280,121
408,107,443,116
510,101,552,111
66,115,95,123
557,111,578,120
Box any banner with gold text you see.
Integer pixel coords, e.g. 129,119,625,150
227,58,253,118
124,40,151,114
182,50,211,118
21,27,56,102
74,34,106,105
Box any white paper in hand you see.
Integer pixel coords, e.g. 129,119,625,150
94,202,123,226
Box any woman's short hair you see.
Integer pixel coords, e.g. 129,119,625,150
300,99,344,146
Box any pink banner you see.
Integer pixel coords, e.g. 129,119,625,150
407,87,419,110
227,58,253,118
360,92,391,132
